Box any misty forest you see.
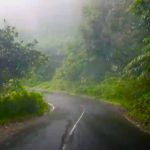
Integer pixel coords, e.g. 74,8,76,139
0,0,150,149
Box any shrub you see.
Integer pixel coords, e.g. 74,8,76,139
131,92,150,126
0,82,48,124
99,76,150,129
100,77,148,100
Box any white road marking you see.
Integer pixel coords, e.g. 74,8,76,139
48,102,55,112
62,145,66,150
69,110,85,136
62,109,85,150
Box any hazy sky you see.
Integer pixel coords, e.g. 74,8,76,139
0,0,84,39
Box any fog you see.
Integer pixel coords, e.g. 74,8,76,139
0,0,85,44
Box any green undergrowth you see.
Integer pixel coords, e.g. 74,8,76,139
0,81,48,124
99,77,150,131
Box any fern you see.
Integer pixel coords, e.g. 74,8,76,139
123,52,150,80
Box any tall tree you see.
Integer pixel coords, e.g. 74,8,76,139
81,0,145,78
0,22,46,86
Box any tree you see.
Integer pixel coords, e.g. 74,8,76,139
81,0,145,78
124,0,150,79
130,0,150,32
122,0,150,92
0,22,46,86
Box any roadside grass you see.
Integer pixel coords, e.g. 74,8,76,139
0,90,48,124
99,77,150,131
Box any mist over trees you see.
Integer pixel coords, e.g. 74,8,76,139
0,22,46,86
54,0,148,82
0,0,149,129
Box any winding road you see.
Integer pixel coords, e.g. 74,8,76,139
0,93,150,150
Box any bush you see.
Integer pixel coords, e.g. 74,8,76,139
99,76,150,129
130,92,150,126
0,83,48,124
100,77,148,100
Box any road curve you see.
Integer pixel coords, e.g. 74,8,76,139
0,93,150,150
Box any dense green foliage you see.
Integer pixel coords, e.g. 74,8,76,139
0,91,48,124
0,22,49,123
0,21,47,86
100,77,150,129
130,0,150,32
82,0,146,77
0,80,48,124
52,0,147,82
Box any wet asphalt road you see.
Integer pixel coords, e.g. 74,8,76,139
0,93,150,150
